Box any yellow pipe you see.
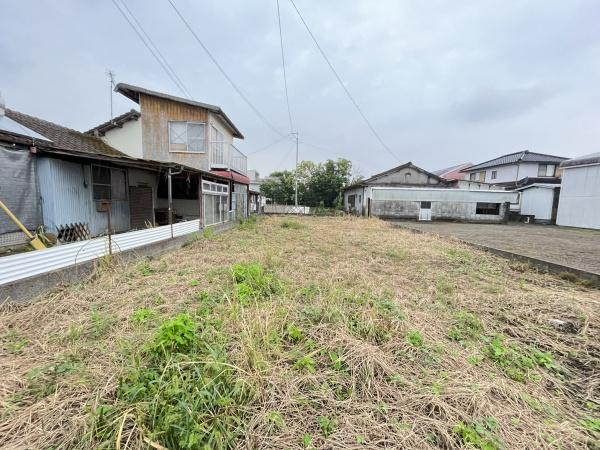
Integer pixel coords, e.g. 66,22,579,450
0,200,34,239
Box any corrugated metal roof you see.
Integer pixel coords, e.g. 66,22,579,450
115,82,244,139
561,152,600,168
463,151,568,171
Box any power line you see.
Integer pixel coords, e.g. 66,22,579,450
276,0,294,134
166,0,288,138
288,0,400,162
110,0,190,99
246,135,289,155
118,0,193,99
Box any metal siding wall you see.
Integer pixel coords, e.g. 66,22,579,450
0,220,201,286
520,188,554,220
0,147,41,233
38,158,131,236
557,165,600,229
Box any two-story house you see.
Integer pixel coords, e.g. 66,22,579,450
460,150,567,187
87,83,250,223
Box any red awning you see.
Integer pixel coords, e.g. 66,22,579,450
209,170,250,185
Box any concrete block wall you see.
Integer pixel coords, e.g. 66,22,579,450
371,200,507,223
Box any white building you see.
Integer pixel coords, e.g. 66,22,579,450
515,184,560,223
461,150,567,186
344,162,518,223
556,153,600,230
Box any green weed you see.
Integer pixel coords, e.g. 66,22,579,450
483,336,556,382
454,417,503,450
449,312,483,343
301,433,314,448
3,330,28,354
231,263,279,303
266,411,287,431
103,314,252,449
139,260,155,276
27,357,82,399
286,324,305,342
281,219,303,229
386,248,409,260
581,416,600,434
239,215,258,231
294,355,317,374
202,227,215,239
317,415,337,437
407,330,424,347
132,308,157,324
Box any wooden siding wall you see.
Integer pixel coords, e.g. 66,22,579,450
140,94,210,172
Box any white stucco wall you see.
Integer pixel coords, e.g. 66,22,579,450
102,119,143,158
556,164,600,229
519,186,555,221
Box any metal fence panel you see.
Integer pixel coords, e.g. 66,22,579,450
0,220,200,286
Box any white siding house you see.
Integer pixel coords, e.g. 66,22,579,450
556,153,600,230
461,151,567,185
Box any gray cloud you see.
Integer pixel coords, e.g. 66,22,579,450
1,0,600,177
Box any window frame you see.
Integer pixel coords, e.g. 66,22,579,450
475,202,500,215
469,172,476,181
168,121,206,153
491,170,497,180
420,201,432,209
91,165,128,201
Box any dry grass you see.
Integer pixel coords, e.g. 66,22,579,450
0,216,599,449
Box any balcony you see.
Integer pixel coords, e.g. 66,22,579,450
210,143,247,176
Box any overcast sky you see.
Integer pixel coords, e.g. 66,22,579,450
2,0,599,178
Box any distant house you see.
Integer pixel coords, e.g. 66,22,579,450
0,106,231,249
87,83,251,220
461,150,567,187
556,153,600,230
433,162,472,181
343,162,517,223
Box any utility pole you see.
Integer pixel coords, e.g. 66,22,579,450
107,70,116,123
293,132,299,206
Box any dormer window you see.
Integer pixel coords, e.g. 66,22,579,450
168,121,205,152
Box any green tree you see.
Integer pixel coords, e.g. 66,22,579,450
262,158,353,208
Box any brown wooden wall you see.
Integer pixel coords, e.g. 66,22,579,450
140,94,210,171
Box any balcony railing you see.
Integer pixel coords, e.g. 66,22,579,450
210,143,247,176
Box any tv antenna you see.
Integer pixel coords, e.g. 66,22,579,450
106,70,116,122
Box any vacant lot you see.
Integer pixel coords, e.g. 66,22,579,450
1,216,598,449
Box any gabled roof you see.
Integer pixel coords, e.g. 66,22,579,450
6,108,127,157
433,162,472,176
462,150,567,172
85,109,140,136
114,83,244,139
364,162,444,184
561,152,600,168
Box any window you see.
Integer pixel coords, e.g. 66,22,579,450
469,172,476,181
538,164,555,177
479,171,486,182
476,202,500,215
202,181,229,226
169,121,205,152
420,201,431,209
358,195,362,205
347,194,356,209
491,170,497,180
92,166,127,200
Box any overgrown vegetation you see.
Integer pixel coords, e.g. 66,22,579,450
1,216,598,449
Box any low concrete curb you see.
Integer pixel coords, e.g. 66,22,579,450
395,224,600,288
0,221,236,303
